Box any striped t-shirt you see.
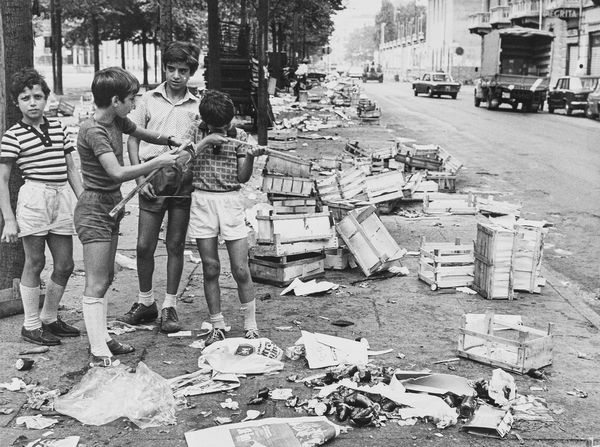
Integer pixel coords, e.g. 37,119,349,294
0,118,74,183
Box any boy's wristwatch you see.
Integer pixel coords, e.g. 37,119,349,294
167,135,175,148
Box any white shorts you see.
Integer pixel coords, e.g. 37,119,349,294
16,180,76,236
188,190,249,241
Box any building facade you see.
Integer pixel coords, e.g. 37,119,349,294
378,0,483,82
468,0,600,83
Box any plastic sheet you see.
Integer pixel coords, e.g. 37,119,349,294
55,362,176,428
200,338,284,374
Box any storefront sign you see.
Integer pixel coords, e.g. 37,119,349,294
550,8,579,19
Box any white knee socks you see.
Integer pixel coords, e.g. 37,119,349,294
20,283,41,330
103,297,111,342
83,296,111,357
39,279,64,324
240,300,257,331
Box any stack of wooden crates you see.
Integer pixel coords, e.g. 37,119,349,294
473,220,549,299
250,150,339,286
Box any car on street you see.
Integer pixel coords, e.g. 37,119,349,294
586,80,600,120
413,72,461,99
547,75,599,115
347,66,363,79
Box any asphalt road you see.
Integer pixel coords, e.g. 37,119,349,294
363,80,600,296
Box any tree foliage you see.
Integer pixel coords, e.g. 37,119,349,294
375,0,397,44
344,24,377,65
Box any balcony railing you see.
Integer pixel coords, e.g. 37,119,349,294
546,0,581,9
510,0,541,19
468,11,491,30
490,5,511,25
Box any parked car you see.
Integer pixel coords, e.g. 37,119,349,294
362,64,383,83
547,76,599,115
347,66,363,79
413,72,461,99
586,81,600,120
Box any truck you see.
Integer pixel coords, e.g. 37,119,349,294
474,27,554,112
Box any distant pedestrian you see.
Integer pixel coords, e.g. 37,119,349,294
117,42,201,333
0,68,83,346
75,67,188,367
189,90,266,345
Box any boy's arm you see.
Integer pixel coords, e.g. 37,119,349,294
129,126,186,148
98,150,179,184
0,162,18,243
65,153,84,198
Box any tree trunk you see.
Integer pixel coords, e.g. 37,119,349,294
238,0,249,57
206,0,221,90
92,13,100,72
141,31,149,86
0,0,34,290
257,0,269,145
270,21,277,53
159,0,173,82
120,24,126,69
54,0,63,94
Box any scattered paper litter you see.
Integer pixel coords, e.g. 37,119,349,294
168,330,193,337
16,415,59,430
456,287,477,294
0,378,27,391
220,398,239,410
299,330,368,369
189,340,206,349
280,278,339,296
115,252,137,270
241,410,262,422
387,265,409,276
270,388,294,400
368,348,394,356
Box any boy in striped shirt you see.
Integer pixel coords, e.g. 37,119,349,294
0,68,84,346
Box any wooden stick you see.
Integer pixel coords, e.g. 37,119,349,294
227,138,275,155
18,218,72,238
109,168,160,218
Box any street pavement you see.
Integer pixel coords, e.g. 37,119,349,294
0,80,599,447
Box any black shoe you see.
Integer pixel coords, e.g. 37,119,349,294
21,326,61,346
117,302,158,325
106,338,135,355
160,307,182,333
205,328,226,346
42,316,81,337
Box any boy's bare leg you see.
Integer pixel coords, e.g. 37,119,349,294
165,206,190,296
136,208,164,296
195,237,226,331
40,234,79,336
20,236,62,345
226,237,258,336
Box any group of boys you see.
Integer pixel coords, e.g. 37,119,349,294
0,42,264,367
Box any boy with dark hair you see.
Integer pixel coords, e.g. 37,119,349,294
189,90,265,345
75,66,188,366
118,41,201,333
0,68,83,345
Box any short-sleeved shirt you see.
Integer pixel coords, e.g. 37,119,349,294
191,126,247,192
77,115,136,192
131,83,201,162
0,118,74,183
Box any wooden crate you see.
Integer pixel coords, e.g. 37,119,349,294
322,199,369,223
319,155,341,170
418,238,474,290
437,146,463,174
0,279,45,319
255,209,334,245
270,198,317,214
423,193,477,215
324,248,350,270
457,313,553,374
251,233,338,257
478,196,522,217
264,151,311,177
426,171,457,192
512,220,549,293
335,205,405,276
249,252,325,287
364,170,405,204
268,139,297,151
473,222,515,300
262,175,314,197
269,128,298,141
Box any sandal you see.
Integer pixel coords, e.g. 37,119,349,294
89,354,120,368
107,338,136,355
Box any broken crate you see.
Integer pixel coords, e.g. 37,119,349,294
457,313,553,374
418,238,474,290
335,205,405,276
249,252,326,287
512,220,549,294
267,128,298,151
